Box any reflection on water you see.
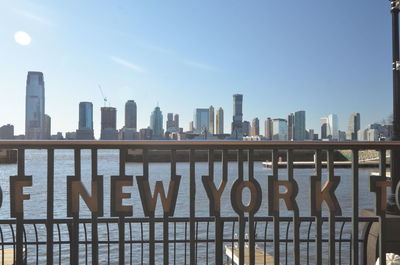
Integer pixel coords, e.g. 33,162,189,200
0,150,379,264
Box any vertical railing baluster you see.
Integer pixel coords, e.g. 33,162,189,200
16,149,25,265
327,149,335,265
314,149,322,265
143,148,154,265
210,149,222,265
248,149,256,265
272,149,280,265
189,149,196,265
351,149,359,265
47,148,54,265
91,148,99,265
71,148,80,264
238,149,245,265
379,149,387,265
287,149,300,265
119,149,126,265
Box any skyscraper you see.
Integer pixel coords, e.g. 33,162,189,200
347,113,360,140
25,71,45,139
150,106,164,139
100,107,117,140
328,114,339,140
216,107,224,134
174,114,179,128
250,117,259,136
77,102,94,139
264,118,273,140
209,105,214,134
44,114,51,140
287,113,294,141
194,108,209,134
125,100,137,130
320,117,329,139
231,94,243,139
272,119,288,140
242,121,250,136
294,110,306,140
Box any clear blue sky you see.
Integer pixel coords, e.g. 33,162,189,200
0,0,393,138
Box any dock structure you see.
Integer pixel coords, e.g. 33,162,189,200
224,245,278,265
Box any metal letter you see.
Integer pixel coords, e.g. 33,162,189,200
202,175,227,216
67,176,104,217
268,177,299,216
10,175,32,218
110,176,133,217
136,175,181,216
230,179,262,214
370,175,392,215
310,175,342,216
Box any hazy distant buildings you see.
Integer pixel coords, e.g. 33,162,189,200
264,118,273,140
194,108,209,134
287,113,294,140
294,110,306,140
139,128,153,140
250,118,259,136
174,114,179,128
25,71,45,139
189,121,194,132
150,106,164,139
76,102,94,140
166,113,180,133
0,124,14,139
125,100,137,130
347,113,360,140
272,119,288,140
209,106,214,134
231,94,243,139
44,114,51,140
216,108,224,134
100,107,117,140
242,121,250,136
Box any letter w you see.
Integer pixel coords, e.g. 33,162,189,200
136,175,181,217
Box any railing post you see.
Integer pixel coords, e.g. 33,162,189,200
46,148,54,265
351,149,359,265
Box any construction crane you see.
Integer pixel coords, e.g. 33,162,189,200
98,85,108,107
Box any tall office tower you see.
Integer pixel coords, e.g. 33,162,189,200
250,118,260,136
44,114,51,139
231,94,243,139
264,118,273,140
150,106,164,139
25,71,45,139
242,121,250,136
194,108,209,134
320,117,329,139
328,114,339,140
100,107,117,140
125,100,137,130
216,107,224,134
287,113,294,140
76,102,94,139
294,110,306,140
272,118,288,140
208,105,215,134
174,114,179,128
347,113,360,140
189,121,194,132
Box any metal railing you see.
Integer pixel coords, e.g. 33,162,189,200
0,140,397,265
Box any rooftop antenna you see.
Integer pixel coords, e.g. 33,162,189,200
98,85,108,107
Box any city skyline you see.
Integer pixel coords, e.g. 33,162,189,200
0,1,393,138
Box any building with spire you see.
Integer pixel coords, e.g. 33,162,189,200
150,106,164,139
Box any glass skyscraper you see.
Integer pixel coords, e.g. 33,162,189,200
125,100,137,130
150,106,164,138
77,102,94,139
231,94,243,139
25,71,45,139
294,110,306,140
194,108,209,134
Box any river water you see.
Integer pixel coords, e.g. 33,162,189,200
0,150,380,264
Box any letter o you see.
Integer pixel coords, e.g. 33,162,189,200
230,180,262,214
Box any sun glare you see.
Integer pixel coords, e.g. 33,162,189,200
14,31,32,46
